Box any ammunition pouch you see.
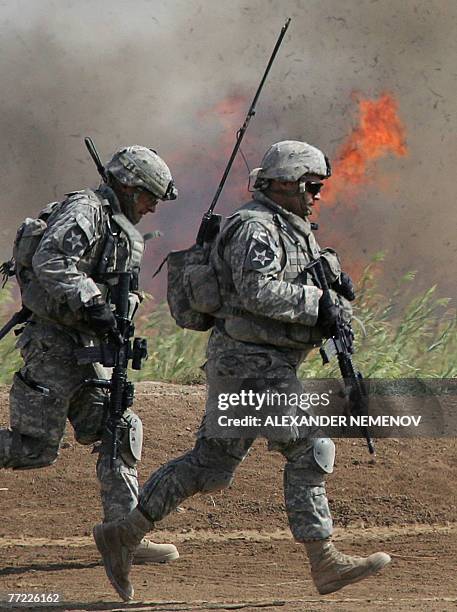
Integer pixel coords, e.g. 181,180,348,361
222,314,323,351
319,248,342,285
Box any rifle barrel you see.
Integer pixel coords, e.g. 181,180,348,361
84,137,107,182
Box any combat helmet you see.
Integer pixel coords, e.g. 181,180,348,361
250,140,331,189
106,146,177,200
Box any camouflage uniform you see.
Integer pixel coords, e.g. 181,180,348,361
0,184,143,521
138,191,343,541
93,141,390,603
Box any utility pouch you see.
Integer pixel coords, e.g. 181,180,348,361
183,262,221,314
166,244,216,331
9,372,48,439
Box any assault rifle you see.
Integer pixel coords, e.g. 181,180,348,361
196,17,291,246
75,271,148,467
79,138,147,465
307,258,375,455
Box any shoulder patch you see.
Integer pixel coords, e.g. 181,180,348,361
61,226,89,256
55,211,98,256
244,229,279,272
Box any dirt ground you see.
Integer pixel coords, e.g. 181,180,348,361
0,382,456,612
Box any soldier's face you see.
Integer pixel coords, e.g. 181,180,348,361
133,189,159,218
269,174,325,218
297,174,325,216
115,184,159,224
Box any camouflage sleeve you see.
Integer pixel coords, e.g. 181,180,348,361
226,221,322,326
32,195,103,311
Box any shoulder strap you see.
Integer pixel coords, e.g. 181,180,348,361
216,216,245,259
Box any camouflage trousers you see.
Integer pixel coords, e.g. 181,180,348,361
0,320,138,522
138,330,333,541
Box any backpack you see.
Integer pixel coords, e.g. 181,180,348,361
164,212,249,332
1,201,61,292
165,243,220,331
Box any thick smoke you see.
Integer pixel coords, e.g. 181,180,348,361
0,0,455,299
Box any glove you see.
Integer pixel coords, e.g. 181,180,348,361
317,290,340,333
333,271,355,302
84,302,118,338
320,258,334,284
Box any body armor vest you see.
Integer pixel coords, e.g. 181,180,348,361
212,196,328,350
20,187,144,332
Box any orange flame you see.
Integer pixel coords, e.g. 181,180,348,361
324,93,407,206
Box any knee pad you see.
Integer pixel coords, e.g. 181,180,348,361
118,410,143,468
283,438,335,488
312,437,335,474
97,410,143,469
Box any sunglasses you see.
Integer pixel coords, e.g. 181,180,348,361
304,181,324,196
138,188,159,201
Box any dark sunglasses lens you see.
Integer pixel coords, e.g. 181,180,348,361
306,182,324,196
142,188,159,200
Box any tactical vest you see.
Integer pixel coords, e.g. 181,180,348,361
211,196,341,350
94,187,144,284
18,188,144,331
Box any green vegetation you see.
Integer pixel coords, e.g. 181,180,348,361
300,253,456,379
0,286,23,382
132,301,208,384
1,254,455,385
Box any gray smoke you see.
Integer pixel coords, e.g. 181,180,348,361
0,0,455,299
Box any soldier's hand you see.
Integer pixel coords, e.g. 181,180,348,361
317,290,339,334
84,301,118,338
333,271,355,301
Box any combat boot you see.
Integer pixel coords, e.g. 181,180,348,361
133,538,179,564
304,539,391,595
93,508,151,601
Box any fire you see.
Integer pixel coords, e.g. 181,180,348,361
323,93,407,206
148,92,407,293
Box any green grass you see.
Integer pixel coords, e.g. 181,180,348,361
0,285,23,381
0,254,455,385
300,253,456,379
